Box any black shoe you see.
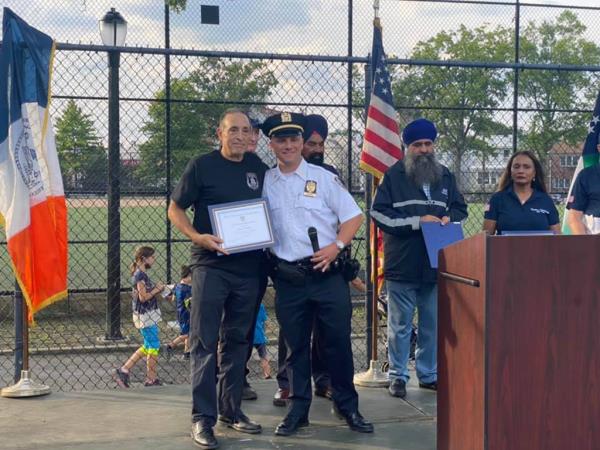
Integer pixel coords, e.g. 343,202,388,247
419,381,437,391
242,384,258,400
191,422,218,449
314,385,333,400
272,388,289,407
274,414,310,436
331,406,374,433
112,368,130,388
388,379,407,398
217,413,262,434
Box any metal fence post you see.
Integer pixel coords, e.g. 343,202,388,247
13,281,23,383
106,49,123,340
164,2,173,284
513,0,521,154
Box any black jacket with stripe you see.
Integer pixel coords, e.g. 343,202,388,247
371,160,468,283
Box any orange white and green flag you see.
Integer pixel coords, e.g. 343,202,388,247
0,8,67,322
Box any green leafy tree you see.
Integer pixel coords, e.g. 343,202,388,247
392,24,514,190
136,59,277,188
166,0,187,13
55,100,107,192
518,11,600,164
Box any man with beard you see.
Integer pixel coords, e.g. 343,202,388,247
371,118,467,399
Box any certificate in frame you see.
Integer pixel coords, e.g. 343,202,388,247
208,198,275,254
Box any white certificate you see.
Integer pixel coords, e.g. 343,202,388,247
208,198,275,254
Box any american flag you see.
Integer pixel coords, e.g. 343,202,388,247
359,19,403,179
562,89,600,234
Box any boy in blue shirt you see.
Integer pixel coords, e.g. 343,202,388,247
166,265,192,359
253,303,271,379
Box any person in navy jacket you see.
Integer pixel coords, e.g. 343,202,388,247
483,150,560,235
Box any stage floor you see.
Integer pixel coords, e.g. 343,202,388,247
0,376,436,449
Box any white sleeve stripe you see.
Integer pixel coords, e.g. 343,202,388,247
392,199,447,209
371,210,420,230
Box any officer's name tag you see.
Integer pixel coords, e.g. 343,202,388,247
304,180,317,197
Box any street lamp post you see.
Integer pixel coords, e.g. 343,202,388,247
99,8,127,341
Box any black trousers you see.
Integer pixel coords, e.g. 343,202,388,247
276,318,331,391
274,272,359,418
190,267,259,426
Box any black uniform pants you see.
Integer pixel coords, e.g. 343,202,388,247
274,272,358,418
190,267,259,426
276,318,330,391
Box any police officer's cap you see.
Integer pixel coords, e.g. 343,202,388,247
261,112,305,138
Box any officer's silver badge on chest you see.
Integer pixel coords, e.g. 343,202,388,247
246,172,259,190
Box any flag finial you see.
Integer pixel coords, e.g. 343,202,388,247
373,0,380,20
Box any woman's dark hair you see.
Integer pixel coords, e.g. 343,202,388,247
130,246,155,275
497,150,548,193
180,265,192,279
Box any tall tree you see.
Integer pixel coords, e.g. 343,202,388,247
136,58,277,188
518,11,600,164
392,24,513,190
55,100,107,192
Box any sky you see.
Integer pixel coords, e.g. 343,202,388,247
2,0,599,161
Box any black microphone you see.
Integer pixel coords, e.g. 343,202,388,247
308,227,320,253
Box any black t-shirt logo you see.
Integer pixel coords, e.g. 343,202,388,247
246,172,259,190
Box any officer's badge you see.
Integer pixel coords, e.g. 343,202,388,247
246,172,259,190
441,188,448,196
281,112,292,123
304,180,317,197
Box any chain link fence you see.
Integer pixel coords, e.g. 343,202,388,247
1,0,599,391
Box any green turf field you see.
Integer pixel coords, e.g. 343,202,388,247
0,199,565,292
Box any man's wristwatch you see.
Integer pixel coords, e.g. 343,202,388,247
335,239,345,251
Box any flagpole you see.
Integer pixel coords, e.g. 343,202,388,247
354,6,389,387
1,284,51,398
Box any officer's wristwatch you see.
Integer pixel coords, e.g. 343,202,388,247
335,239,345,251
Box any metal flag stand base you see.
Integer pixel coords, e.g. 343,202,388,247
1,370,51,398
354,360,389,387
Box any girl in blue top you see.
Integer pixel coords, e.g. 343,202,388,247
113,246,166,388
483,151,560,235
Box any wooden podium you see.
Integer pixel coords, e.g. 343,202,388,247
437,233,600,450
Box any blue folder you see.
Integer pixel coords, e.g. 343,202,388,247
421,222,464,269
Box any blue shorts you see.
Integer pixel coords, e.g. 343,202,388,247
140,325,160,356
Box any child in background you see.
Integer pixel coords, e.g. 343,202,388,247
253,303,271,379
113,246,165,388
165,265,192,360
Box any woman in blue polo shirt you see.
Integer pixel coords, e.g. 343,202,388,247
483,150,560,235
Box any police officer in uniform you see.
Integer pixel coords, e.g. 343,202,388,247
567,141,600,235
274,114,335,406
262,112,374,436
168,108,267,449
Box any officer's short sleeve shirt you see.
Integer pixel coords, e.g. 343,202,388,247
263,159,361,261
567,165,600,217
484,186,559,234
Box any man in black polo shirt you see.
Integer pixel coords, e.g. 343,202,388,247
168,108,268,449
567,145,600,235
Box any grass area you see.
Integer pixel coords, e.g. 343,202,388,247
0,198,566,292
